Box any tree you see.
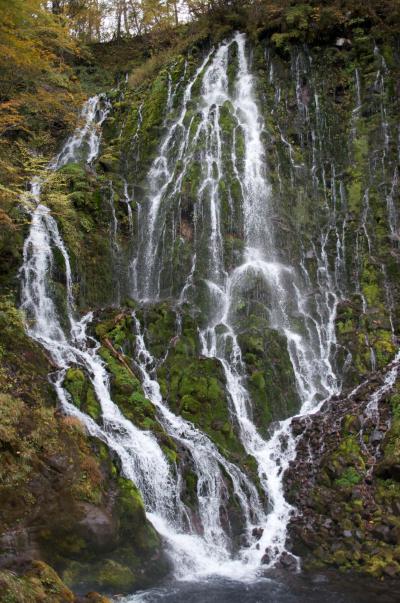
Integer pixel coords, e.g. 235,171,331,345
168,0,180,26
0,0,79,140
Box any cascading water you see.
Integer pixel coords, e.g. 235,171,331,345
131,32,341,568
20,28,400,594
21,99,177,521
131,312,265,577
50,95,111,169
19,88,268,582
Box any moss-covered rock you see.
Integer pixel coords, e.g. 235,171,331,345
286,368,400,579
0,560,108,603
237,315,300,434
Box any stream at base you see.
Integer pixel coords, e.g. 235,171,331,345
118,573,400,603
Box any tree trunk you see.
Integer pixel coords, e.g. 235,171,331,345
173,1,179,26
52,0,62,14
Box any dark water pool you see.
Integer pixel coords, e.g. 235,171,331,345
118,571,400,603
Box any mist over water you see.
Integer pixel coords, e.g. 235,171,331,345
119,573,400,603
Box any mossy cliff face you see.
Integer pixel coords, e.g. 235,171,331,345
250,34,400,389
285,363,400,579
82,28,400,581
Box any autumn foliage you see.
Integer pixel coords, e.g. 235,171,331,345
0,1,84,199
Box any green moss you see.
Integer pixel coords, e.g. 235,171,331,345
373,330,396,368
227,41,239,96
85,387,101,421
334,466,363,488
219,100,236,138
99,348,139,394
95,559,136,591
237,317,299,434
63,367,101,421
134,70,171,173
116,476,145,520
348,179,363,213
64,368,85,408
0,561,77,603
379,408,400,473
391,393,400,419
361,264,381,308
334,435,365,470
337,319,355,334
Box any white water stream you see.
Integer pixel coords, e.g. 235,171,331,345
50,95,111,169
133,32,340,567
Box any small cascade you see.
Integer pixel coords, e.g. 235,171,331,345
21,212,175,517
19,96,193,566
365,350,400,419
131,313,265,578
381,262,396,339
51,95,111,169
123,179,137,292
21,96,170,514
371,44,400,250
108,181,121,255
386,166,399,244
129,101,144,168
123,178,134,234
135,49,216,298
351,68,362,140
107,180,122,304
374,44,390,160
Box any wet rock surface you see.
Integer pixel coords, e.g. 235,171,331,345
285,360,400,578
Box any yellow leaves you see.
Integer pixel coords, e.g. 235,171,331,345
0,394,24,445
0,0,79,103
0,209,14,229
0,98,29,137
0,0,81,202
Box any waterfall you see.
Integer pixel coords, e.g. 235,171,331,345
131,32,341,566
21,98,177,518
20,30,400,588
20,91,265,582
196,34,339,564
50,95,111,169
131,313,265,578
